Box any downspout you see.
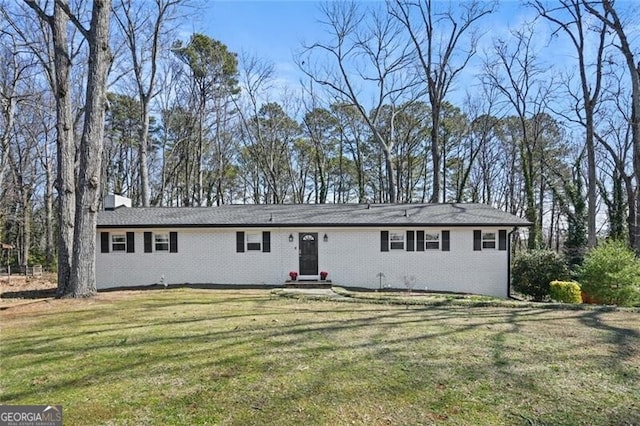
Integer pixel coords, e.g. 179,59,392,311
507,227,518,299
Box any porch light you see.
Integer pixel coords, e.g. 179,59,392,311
323,234,328,242
289,234,294,242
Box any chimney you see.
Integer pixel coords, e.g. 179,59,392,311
103,194,132,210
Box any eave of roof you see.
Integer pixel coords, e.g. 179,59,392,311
96,203,532,229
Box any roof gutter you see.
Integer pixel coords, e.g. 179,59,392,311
96,222,532,229
507,227,519,299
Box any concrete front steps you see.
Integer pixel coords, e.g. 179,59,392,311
283,280,332,289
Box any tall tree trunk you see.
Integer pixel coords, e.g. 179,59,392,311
585,114,597,247
382,146,395,203
22,192,31,267
584,0,640,251
67,0,112,298
52,1,75,296
44,149,54,269
23,0,75,292
139,97,152,206
430,106,441,203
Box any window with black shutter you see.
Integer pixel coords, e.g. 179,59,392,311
482,232,496,249
111,234,126,252
246,232,261,251
389,232,404,250
425,232,440,250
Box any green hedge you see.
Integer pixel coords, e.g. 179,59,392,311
549,280,582,304
512,250,569,301
578,240,640,307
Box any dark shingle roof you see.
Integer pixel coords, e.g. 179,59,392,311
97,203,531,228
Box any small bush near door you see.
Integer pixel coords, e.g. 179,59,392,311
549,280,582,304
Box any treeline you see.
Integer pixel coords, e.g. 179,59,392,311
0,1,639,296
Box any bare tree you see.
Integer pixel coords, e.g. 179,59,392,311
25,0,113,297
582,0,640,251
233,53,274,203
298,1,418,203
389,0,495,203
534,0,608,248
23,0,79,295
482,24,556,248
67,0,113,297
113,0,183,207
595,66,637,248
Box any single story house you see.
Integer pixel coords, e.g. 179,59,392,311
96,200,530,297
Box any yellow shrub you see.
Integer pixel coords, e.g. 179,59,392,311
549,280,582,304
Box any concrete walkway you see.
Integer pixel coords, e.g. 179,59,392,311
273,287,351,301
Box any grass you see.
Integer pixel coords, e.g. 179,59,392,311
1,288,639,425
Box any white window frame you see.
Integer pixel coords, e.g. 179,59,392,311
111,234,126,252
155,233,169,252
425,232,440,250
246,232,262,251
482,232,496,249
390,232,405,250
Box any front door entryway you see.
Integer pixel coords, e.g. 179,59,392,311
299,233,318,276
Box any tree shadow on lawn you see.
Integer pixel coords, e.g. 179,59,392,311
1,287,56,301
3,295,639,423
1,308,542,408
0,306,591,379
578,310,640,381
579,310,639,358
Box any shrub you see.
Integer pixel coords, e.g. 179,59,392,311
549,280,582,304
512,250,569,301
578,240,640,307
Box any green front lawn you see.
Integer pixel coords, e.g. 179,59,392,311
1,289,639,425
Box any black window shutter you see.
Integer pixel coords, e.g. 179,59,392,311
100,232,110,253
473,230,482,251
442,230,450,251
380,231,389,252
126,232,135,253
236,231,245,253
169,232,178,253
262,231,271,252
499,230,507,251
406,230,415,251
416,231,425,252
144,232,152,253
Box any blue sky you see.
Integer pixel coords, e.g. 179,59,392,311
181,0,636,110
186,1,543,92
191,1,536,59
190,1,323,85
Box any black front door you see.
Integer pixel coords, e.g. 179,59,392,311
299,233,318,276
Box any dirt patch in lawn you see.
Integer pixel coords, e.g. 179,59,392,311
1,274,57,308
0,276,187,316
1,274,57,294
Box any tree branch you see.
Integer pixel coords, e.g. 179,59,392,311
54,0,90,40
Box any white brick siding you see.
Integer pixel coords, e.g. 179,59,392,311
96,226,510,297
